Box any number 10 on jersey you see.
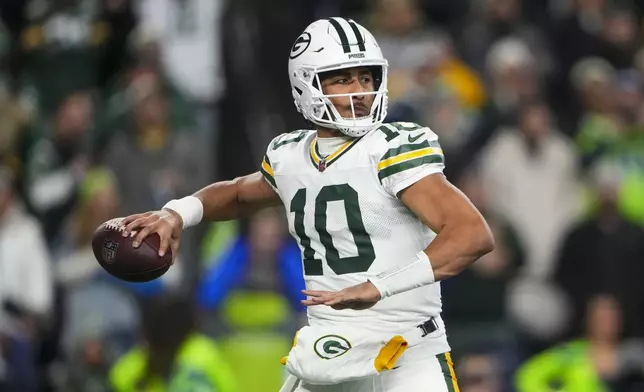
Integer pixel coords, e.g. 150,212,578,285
290,184,376,276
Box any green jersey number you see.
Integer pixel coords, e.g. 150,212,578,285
290,184,375,275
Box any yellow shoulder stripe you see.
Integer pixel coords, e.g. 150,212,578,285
262,159,274,177
378,147,443,171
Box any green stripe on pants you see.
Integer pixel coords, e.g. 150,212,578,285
438,353,460,392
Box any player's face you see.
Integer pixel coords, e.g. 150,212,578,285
320,67,375,120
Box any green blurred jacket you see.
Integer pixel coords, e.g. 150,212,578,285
515,340,607,392
110,333,238,392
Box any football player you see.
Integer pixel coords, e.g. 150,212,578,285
122,17,494,391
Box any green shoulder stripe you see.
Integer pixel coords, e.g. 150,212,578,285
378,155,444,182
272,131,308,150
261,166,277,189
390,122,423,132
381,140,431,161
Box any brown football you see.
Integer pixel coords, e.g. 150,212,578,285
91,217,172,282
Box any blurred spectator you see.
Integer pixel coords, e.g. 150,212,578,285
16,0,136,115
198,208,304,315
368,0,487,114
551,0,606,73
571,57,622,168
136,0,224,104
448,37,541,179
479,99,581,278
0,166,53,391
218,0,310,180
442,169,524,360
103,70,204,275
110,294,238,392
599,8,639,70
367,0,442,97
613,69,642,128
23,92,92,247
634,47,644,75
457,350,504,392
198,208,305,392
0,49,32,170
97,33,197,151
549,0,607,132
57,280,139,392
103,72,202,214
484,38,540,118
554,159,644,341
515,295,644,392
55,167,120,284
135,0,223,184
459,0,553,78
51,168,137,391
386,33,484,157
588,73,644,226
96,0,138,89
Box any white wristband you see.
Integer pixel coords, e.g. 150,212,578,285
163,196,203,229
369,251,435,299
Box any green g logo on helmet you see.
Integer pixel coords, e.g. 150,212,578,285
313,335,352,359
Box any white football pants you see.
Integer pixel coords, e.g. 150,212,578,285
279,353,460,392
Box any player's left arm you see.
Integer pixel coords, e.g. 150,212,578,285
303,176,494,309
303,124,494,309
399,173,494,281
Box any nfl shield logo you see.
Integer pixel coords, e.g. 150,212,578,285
102,239,119,264
318,159,326,172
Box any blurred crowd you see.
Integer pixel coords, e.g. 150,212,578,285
0,0,643,391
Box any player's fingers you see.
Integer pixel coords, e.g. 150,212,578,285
121,212,153,227
124,216,157,236
168,239,180,264
132,223,158,248
158,230,171,257
301,290,330,297
323,296,344,306
301,299,321,306
121,213,142,226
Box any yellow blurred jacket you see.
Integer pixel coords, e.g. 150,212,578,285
110,333,239,392
439,59,487,110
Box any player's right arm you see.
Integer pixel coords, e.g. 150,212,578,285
121,132,284,259
121,172,280,258
195,171,281,222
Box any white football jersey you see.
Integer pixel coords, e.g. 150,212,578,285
261,122,450,349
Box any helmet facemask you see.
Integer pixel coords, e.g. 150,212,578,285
292,62,389,137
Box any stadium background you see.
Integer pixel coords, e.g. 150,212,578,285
0,0,644,391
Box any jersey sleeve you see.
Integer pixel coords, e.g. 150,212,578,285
376,123,445,197
260,135,283,192
260,150,278,192
260,131,309,192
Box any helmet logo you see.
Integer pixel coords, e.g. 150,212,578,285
290,32,311,59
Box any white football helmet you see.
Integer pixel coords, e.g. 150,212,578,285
288,18,389,137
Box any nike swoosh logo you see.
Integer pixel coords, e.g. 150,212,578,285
408,133,423,143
